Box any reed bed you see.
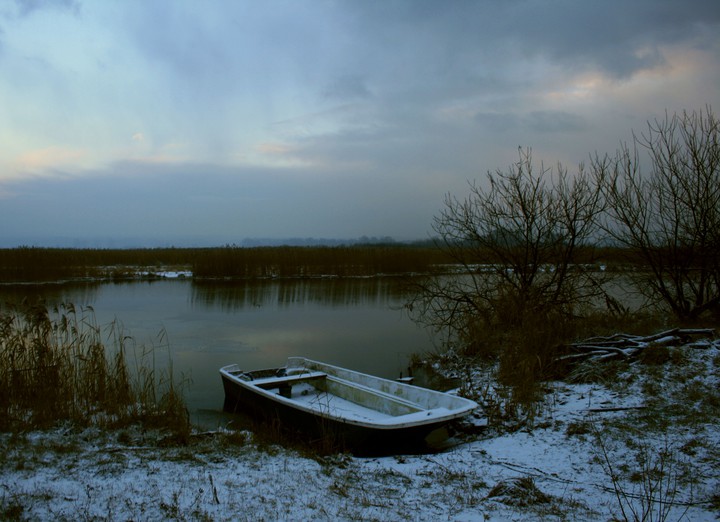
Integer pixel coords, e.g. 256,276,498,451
0,302,189,437
0,245,455,282
0,244,634,283
0,246,197,282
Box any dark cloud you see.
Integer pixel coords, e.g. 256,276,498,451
514,0,720,78
344,0,720,79
109,0,720,135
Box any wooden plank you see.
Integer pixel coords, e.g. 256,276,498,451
253,371,327,389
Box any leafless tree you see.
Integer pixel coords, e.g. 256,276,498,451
408,148,606,348
593,108,720,320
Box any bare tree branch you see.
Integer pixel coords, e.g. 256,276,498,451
594,107,720,320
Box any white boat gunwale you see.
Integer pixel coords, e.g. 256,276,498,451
220,357,477,431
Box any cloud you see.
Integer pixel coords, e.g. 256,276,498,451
474,111,587,134
13,0,80,17
255,143,293,156
343,0,720,80
250,142,319,168
12,146,88,174
526,111,588,134
322,75,372,101
0,1,718,246
0,159,440,245
474,112,522,133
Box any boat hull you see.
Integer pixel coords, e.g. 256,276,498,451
222,374,453,453
220,358,478,455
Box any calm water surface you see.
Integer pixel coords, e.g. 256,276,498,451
1,278,434,424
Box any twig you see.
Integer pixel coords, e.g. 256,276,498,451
585,406,646,413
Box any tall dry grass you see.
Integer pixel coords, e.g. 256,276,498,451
0,301,189,438
0,244,453,282
452,291,671,425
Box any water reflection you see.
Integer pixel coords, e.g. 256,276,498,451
0,278,431,424
0,281,101,307
191,277,410,310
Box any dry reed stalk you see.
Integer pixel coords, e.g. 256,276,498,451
0,302,189,436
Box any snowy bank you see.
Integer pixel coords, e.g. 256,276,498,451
1,340,719,521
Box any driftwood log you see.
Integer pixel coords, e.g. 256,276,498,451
560,328,716,364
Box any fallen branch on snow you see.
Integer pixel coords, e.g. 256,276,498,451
559,328,715,364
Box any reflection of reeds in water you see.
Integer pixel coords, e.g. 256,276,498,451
0,302,189,437
192,245,447,279
191,277,412,311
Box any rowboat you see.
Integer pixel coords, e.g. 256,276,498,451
220,357,478,453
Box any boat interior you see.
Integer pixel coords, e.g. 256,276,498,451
228,366,427,421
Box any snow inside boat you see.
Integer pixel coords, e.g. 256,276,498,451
220,357,478,453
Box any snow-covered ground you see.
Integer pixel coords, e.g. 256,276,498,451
2,340,718,521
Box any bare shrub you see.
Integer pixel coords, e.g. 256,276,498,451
411,148,605,344
407,148,609,418
593,107,720,321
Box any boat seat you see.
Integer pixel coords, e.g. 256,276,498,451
253,371,327,390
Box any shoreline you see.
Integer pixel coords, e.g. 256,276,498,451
2,339,719,521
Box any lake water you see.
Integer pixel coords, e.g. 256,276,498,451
0,278,434,425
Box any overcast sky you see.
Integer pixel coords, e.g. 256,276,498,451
1,0,718,247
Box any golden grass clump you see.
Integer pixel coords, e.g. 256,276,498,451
0,301,189,436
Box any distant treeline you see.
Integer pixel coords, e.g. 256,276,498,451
0,245,452,282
